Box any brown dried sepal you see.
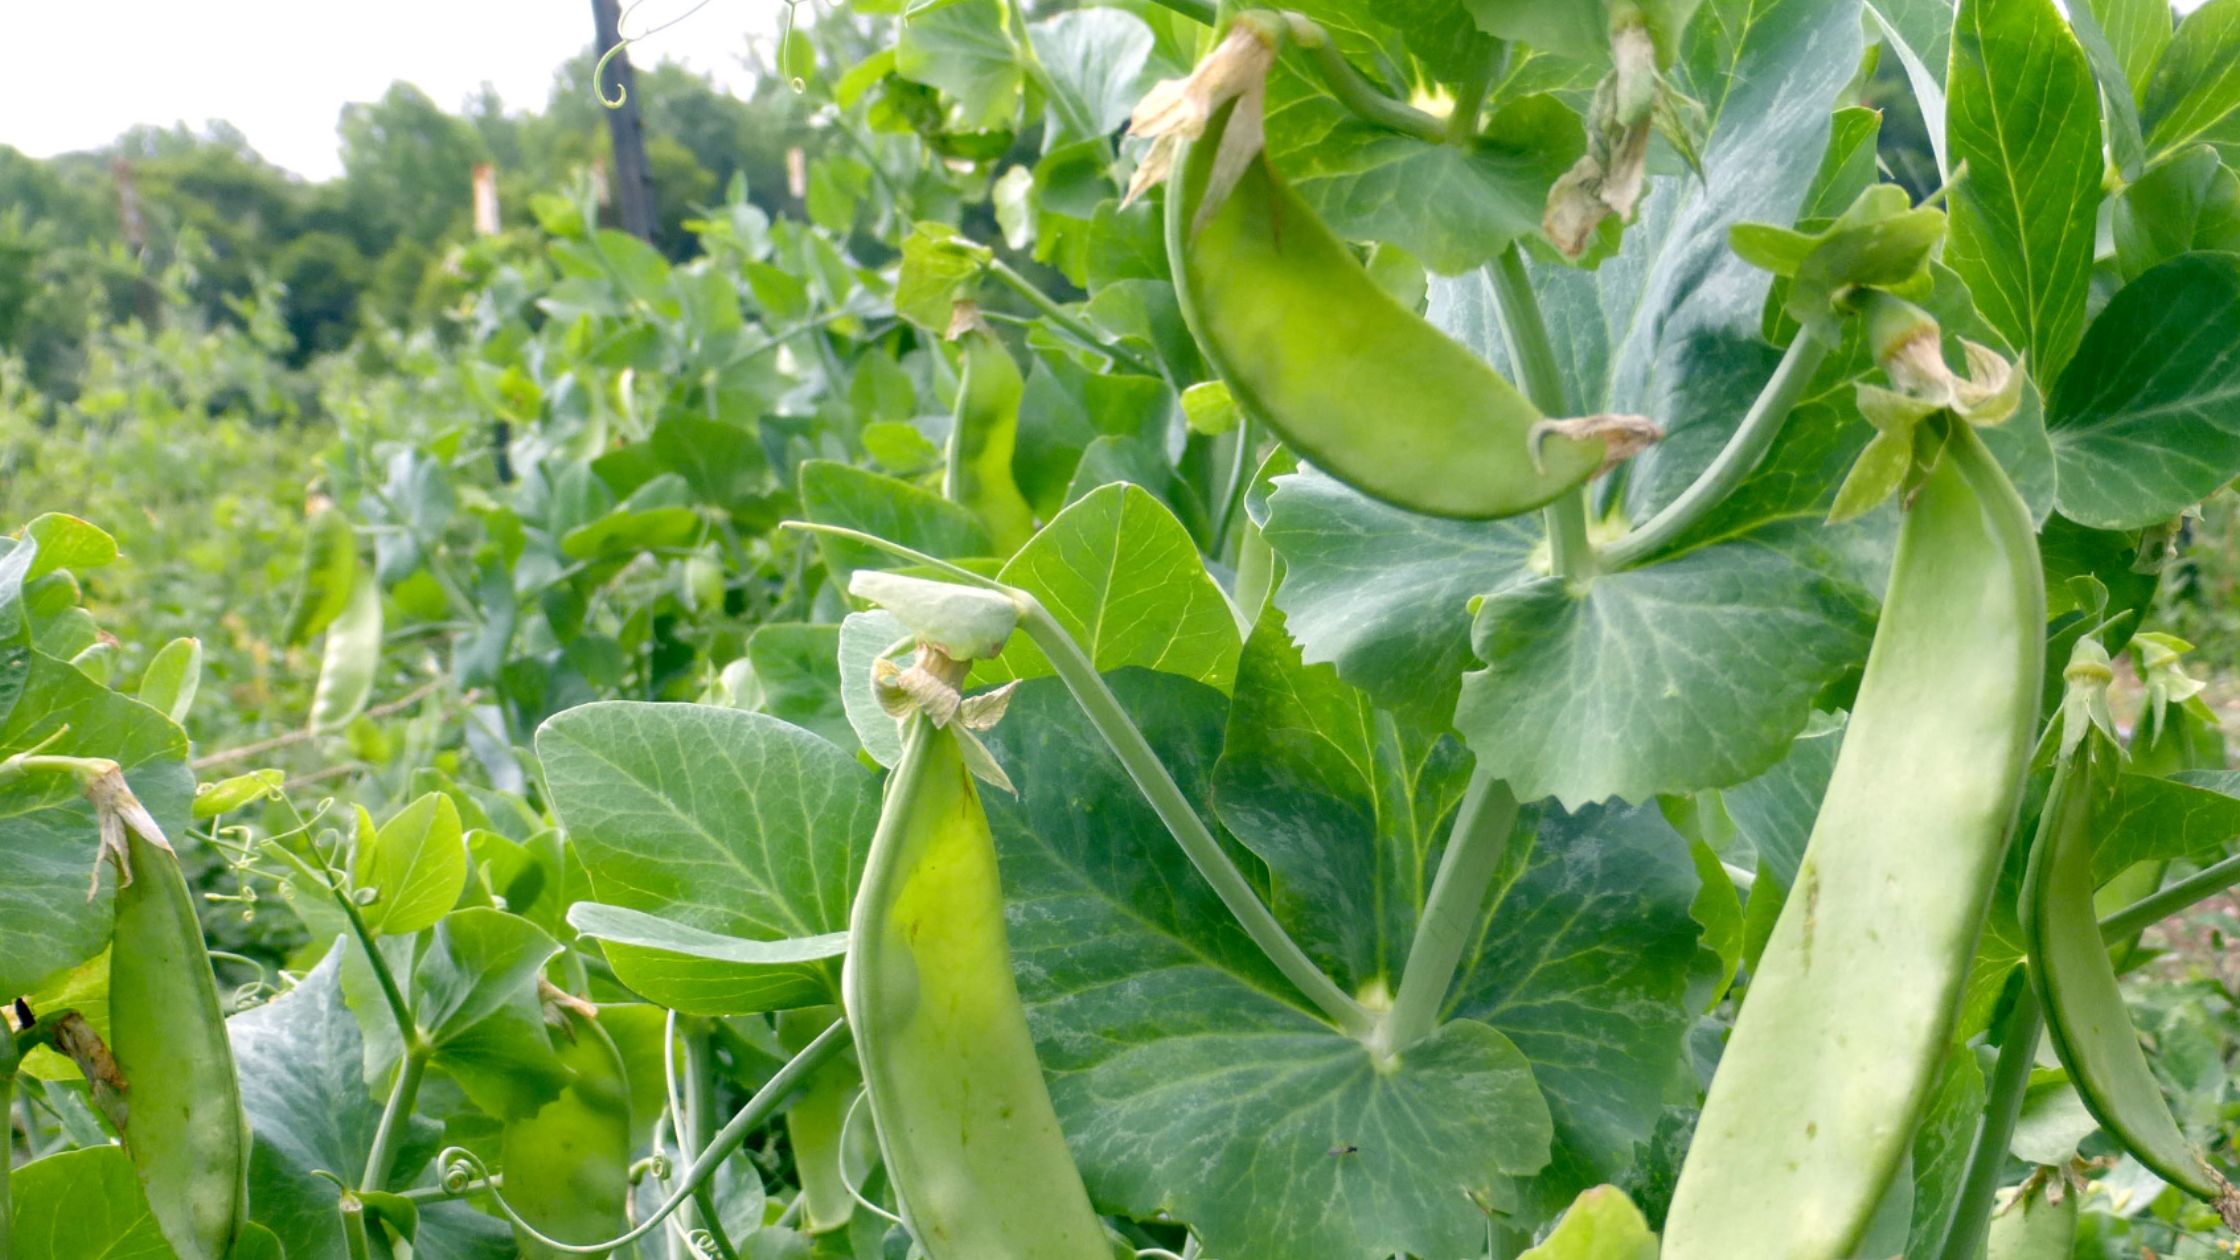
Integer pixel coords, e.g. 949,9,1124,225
1527,413,1662,475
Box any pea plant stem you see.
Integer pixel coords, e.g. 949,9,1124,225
1602,332,1830,570
1933,985,2041,1260
986,260,1161,379
2100,851,2240,940
1485,244,1599,585
1380,770,1519,1056
1016,597,1378,1040
362,1047,429,1195
1,1061,15,1260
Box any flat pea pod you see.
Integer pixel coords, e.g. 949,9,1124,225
1985,1175,2078,1260
944,325,1037,555
1663,422,2044,1260
2022,659,2240,1220
842,710,1108,1260
776,1006,860,1234
109,817,250,1260
500,1007,632,1259
1166,100,1603,520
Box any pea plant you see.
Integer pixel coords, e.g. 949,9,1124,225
11,0,2240,1257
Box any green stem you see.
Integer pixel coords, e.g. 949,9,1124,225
1015,597,1376,1039
1447,43,1500,144
399,1175,501,1204
2,1066,16,1260
1486,245,1597,584
455,1020,854,1255
1381,770,1519,1056
1934,985,2041,1260
341,1195,374,1260
681,1026,739,1260
1602,332,1829,570
986,260,1161,378
1284,18,1447,143
2100,852,2240,940
262,839,417,1047
362,1047,428,1194
1207,418,1256,562
1142,0,1215,23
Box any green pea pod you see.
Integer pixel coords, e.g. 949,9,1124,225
1664,422,2044,1260
842,710,1107,1260
2023,658,2240,1219
281,503,358,647
109,818,250,1259
777,1006,860,1234
500,1007,632,1259
1985,1174,2078,1260
945,325,1036,555
1166,101,1603,520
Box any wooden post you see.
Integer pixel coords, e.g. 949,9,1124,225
591,0,659,242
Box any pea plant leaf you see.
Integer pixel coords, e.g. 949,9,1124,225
2090,768,2240,879
983,672,1700,1258
351,792,468,938
537,702,880,1012
1028,7,1165,141
2046,252,2240,529
893,0,1022,131
1944,0,2103,381
5,1145,176,1260
982,482,1243,693
400,908,569,1119
2142,0,2240,166
0,651,192,998
798,459,992,585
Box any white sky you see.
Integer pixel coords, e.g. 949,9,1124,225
3,0,2215,182
2,0,781,181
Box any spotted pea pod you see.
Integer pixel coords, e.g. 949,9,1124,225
1166,99,1604,520
108,809,251,1260
1663,420,2044,1259
841,651,1108,1260
2023,643,2240,1225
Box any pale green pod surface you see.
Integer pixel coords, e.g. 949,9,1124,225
777,1006,860,1235
1663,424,2044,1260
1167,102,1602,521
945,328,1037,555
1985,1178,2078,1260
2024,731,2235,1207
500,1008,631,1259
110,829,250,1260
842,716,1108,1260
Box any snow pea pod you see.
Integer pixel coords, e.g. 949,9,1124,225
104,775,250,1260
1664,421,2044,1259
2023,645,2240,1223
944,319,1036,555
500,1007,632,1258
1165,99,1605,520
842,650,1107,1260
776,1006,859,1234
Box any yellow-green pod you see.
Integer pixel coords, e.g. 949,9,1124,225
1167,100,1603,520
776,1006,859,1234
842,712,1107,1260
1663,423,2044,1259
2023,659,2240,1219
109,822,250,1260
1985,1175,2078,1260
500,1008,632,1259
944,325,1037,555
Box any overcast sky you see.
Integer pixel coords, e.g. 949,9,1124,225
3,1,2212,182
3,0,778,180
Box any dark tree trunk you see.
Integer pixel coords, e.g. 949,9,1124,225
591,0,658,243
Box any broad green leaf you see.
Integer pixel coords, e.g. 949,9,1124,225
1212,606,1472,993
352,792,468,937
2090,769,2240,880
565,902,848,1015
281,505,357,647
7,1145,176,1260
500,1010,630,1255
2111,146,2240,281
0,652,191,997
137,636,202,724
1720,713,1846,890
1905,1044,1988,1258
231,946,439,1257
2143,0,2240,165
895,0,1022,131
983,483,1242,693
1456,537,1876,808
1029,8,1161,140
893,222,992,331
2046,252,2240,529
558,505,702,561
1945,0,2103,379
400,909,569,1119
537,702,879,1010
984,674,1554,1260
1262,469,1537,720
838,608,911,766
1869,0,1955,179
2084,0,2171,109
23,512,118,578
797,460,992,585
194,769,285,819
2070,0,2150,176
745,622,852,749
1261,74,1582,275
310,566,381,732
1519,1186,1658,1260
0,538,32,727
